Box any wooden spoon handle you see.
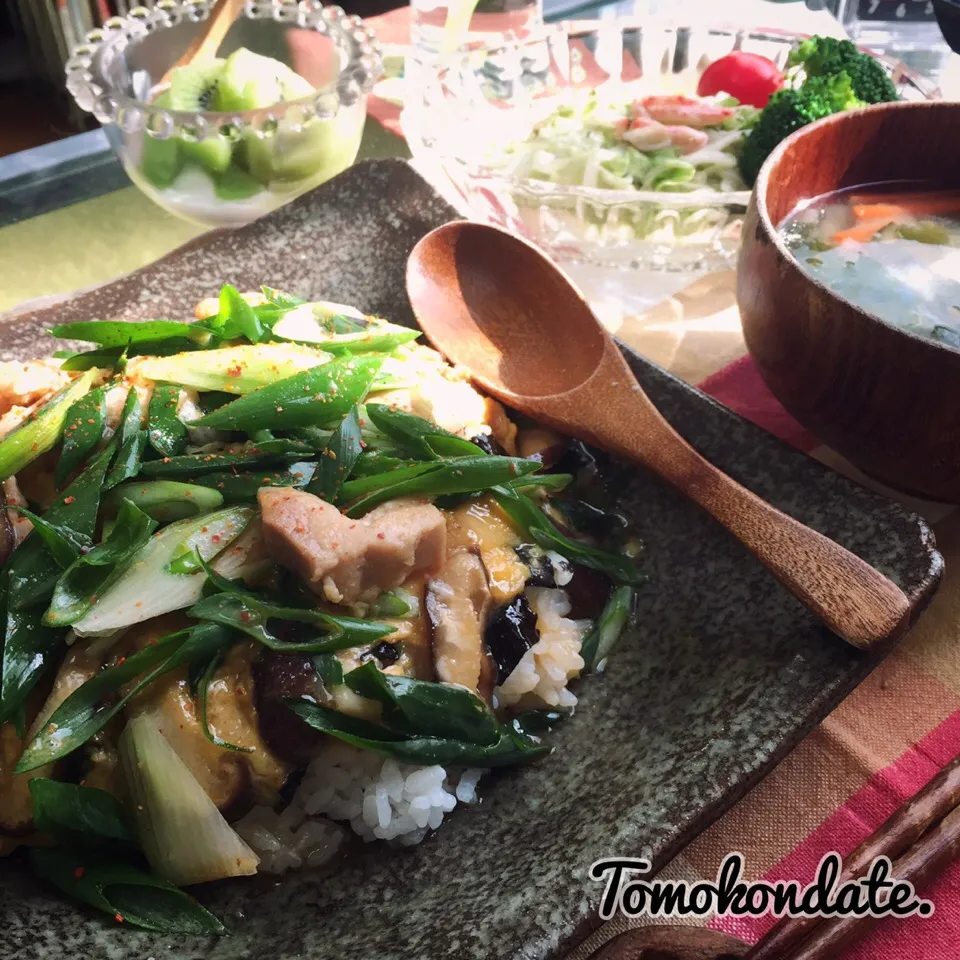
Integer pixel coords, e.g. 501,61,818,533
652,442,910,649
158,0,245,89
529,341,911,650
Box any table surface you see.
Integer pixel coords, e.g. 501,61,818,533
4,5,960,959
1,0,958,315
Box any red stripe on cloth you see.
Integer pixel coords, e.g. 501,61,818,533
698,356,819,454
708,708,960,950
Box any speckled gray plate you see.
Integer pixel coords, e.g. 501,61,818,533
0,159,943,960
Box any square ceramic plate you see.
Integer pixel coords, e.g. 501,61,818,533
0,159,942,960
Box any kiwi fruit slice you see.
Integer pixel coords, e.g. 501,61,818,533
140,92,184,189
244,99,363,186
214,163,264,201
167,58,233,174
215,48,290,112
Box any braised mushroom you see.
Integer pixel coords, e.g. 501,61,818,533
425,551,496,700
516,425,566,469
253,651,328,766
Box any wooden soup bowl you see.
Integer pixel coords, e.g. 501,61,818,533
737,100,960,503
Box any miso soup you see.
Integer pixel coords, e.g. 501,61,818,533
779,183,960,349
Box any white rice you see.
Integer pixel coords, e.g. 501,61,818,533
236,589,588,874
235,744,485,872
494,587,588,710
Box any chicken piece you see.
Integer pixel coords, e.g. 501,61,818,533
259,488,446,605
639,95,734,129
103,381,153,436
126,619,291,816
426,551,496,700
0,724,35,838
0,644,102,841
0,360,71,422
446,497,528,605
516,425,565,468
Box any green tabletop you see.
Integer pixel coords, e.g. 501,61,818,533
0,117,409,314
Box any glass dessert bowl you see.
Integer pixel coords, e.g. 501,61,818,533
66,0,382,228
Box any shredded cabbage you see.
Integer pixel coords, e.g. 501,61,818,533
482,87,757,246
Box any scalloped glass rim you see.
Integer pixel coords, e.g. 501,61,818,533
405,20,941,213
66,0,383,135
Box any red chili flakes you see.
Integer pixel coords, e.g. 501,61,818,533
326,449,337,460
201,527,208,533
73,866,85,879
116,657,126,666
376,532,386,540
226,365,243,378
217,482,225,489
348,524,357,530
86,418,96,424
359,440,368,449
163,457,171,464
63,496,76,505
240,612,251,622
211,534,221,543
262,478,272,484
114,914,124,924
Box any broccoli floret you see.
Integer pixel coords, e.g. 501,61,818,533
789,36,898,104
738,74,861,185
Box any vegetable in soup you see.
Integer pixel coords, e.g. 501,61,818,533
779,184,960,348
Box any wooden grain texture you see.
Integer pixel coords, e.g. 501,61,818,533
591,927,748,960
406,221,912,650
738,100,960,503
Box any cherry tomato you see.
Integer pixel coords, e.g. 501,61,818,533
697,51,784,109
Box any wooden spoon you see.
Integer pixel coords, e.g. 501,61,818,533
157,0,245,90
406,222,911,649
590,926,749,960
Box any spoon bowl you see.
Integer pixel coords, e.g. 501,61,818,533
407,221,912,650
407,220,607,398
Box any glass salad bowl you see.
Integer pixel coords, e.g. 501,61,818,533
66,1,382,228
403,21,939,272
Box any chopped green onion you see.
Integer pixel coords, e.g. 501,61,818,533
136,343,332,396
0,370,95,482
30,848,228,934
579,585,634,668
119,712,259,886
